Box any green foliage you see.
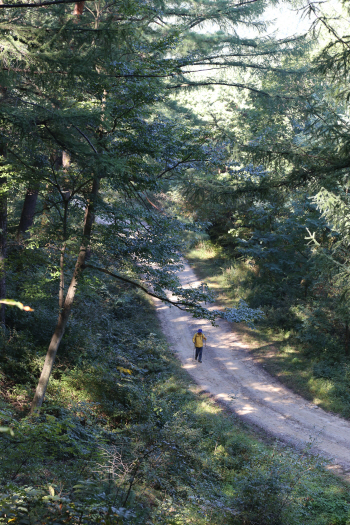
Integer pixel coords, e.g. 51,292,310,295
223,300,265,329
0,0,297,334
3,0,350,523
176,2,350,411
0,484,137,525
186,237,350,415
233,448,319,525
1,272,349,524
0,406,99,481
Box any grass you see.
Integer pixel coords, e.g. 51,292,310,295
1,259,350,523
186,241,238,309
186,240,350,419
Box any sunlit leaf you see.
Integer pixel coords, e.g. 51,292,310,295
0,299,34,311
117,366,132,375
0,426,14,436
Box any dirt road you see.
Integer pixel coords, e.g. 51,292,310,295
154,262,350,478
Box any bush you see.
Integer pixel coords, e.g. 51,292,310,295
233,450,320,525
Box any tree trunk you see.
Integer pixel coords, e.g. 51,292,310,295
59,245,66,310
30,177,99,413
73,1,85,16
59,150,71,307
346,321,349,357
0,146,7,327
0,183,6,327
17,188,39,239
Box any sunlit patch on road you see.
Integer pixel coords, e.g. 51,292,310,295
154,262,350,474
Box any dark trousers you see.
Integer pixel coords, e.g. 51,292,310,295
195,346,203,362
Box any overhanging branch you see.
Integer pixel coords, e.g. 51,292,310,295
83,264,198,310
0,0,93,7
168,81,270,97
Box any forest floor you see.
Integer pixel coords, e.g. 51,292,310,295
154,261,350,480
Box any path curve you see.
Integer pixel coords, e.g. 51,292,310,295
154,262,350,479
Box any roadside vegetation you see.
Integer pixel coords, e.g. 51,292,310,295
1,276,350,524
186,238,350,418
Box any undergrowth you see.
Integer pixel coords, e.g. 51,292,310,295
1,261,350,523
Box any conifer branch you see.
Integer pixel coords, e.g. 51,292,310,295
156,156,205,179
168,81,274,98
164,0,261,17
0,0,93,8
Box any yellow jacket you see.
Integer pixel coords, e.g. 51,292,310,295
192,332,207,347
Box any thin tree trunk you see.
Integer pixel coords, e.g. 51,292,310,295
59,150,71,309
346,321,349,357
0,183,6,327
0,146,7,327
17,188,39,239
59,244,66,310
30,177,99,413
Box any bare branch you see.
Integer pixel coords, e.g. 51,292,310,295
83,264,199,310
72,125,98,154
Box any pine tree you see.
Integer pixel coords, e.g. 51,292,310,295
0,0,301,409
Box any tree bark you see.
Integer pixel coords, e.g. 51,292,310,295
73,1,84,15
17,188,39,239
30,177,99,413
0,182,6,327
59,150,71,307
346,321,349,357
0,146,7,327
59,244,66,310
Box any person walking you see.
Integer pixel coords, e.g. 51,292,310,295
192,328,207,363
